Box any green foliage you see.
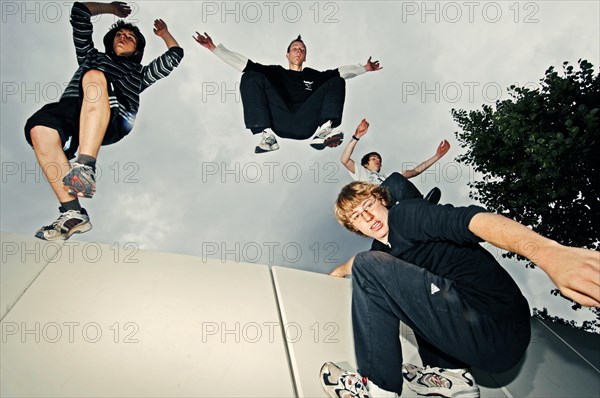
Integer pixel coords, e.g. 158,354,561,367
452,59,599,254
452,60,599,329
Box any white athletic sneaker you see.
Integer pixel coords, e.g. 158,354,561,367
255,129,280,153
35,207,92,241
401,364,480,398
320,362,371,398
310,120,344,150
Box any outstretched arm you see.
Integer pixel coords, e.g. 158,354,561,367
402,139,450,179
81,1,130,17
329,257,355,278
340,119,370,174
469,213,600,307
193,31,248,72
153,19,179,48
338,56,383,79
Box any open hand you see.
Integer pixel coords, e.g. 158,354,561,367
194,31,216,51
153,19,169,37
539,245,600,307
111,1,131,18
365,56,382,72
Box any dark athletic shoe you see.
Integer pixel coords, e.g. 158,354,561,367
63,162,96,198
35,207,92,241
402,363,479,398
320,362,371,398
255,130,280,153
424,187,442,204
310,120,344,150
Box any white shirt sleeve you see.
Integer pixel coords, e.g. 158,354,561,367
213,43,249,72
338,64,367,79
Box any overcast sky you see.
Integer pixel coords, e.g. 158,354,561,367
1,0,598,328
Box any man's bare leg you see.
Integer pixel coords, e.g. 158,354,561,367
62,69,111,198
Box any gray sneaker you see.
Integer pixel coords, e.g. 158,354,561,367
63,162,96,198
255,130,280,153
320,362,371,398
35,207,92,241
402,364,479,398
310,120,343,150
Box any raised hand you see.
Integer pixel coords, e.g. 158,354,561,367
436,139,450,157
365,56,382,72
153,19,169,37
111,1,131,18
355,118,370,139
194,31,216,51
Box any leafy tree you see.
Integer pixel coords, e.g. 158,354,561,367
452,59,599,330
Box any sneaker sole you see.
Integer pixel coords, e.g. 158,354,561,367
63,175,96,198
311,133,344,150
255,144,280,154
35,222,92,241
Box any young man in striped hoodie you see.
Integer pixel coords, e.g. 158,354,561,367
25,1,183,241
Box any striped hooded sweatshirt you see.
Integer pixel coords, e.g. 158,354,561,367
61,2,184,135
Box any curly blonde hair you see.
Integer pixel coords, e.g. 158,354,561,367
334,182,390,236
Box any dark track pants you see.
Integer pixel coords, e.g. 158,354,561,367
239,71,345,140
351,251,531,393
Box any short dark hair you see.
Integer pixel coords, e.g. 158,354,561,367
286,34,306,53
361,152,382,167
103,20,146,63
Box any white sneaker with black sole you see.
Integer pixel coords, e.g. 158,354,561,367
310,120,344,150
401,363,480,398
255,129,280,153
35,207,92,241
320,362,371,398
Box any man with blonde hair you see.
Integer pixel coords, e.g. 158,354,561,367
321,181,600,397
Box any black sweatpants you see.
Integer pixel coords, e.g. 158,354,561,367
351,251,531,394
239,70,345,140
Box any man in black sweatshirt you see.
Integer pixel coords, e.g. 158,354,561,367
322,181,600,397
25,1,183,241
194,32,381,153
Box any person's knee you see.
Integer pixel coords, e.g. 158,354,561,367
82,69,107,84
29,126,62,151
354,251,383,275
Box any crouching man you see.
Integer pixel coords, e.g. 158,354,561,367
321,181,600,397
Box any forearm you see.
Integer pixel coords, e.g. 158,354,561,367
338,64,367,79
213,43,248,72
403,154,441,179
469,213,557,268
470,212,600,307
80,2,116,16
340,138,359,171
159,32,179,49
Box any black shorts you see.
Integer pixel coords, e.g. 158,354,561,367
24,95,130,160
